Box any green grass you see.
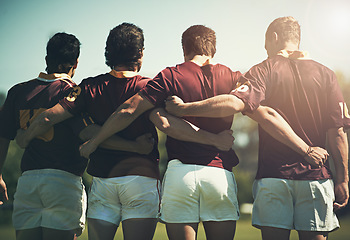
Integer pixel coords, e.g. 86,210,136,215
1,214,349,240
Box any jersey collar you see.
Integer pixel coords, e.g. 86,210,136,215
37,72,72,82
109,69,139,78
277,50,310,60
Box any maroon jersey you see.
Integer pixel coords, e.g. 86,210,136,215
232,53,350,180
140,61,242,171
0,73,88,176
59,71,159,178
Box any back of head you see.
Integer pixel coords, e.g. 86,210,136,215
266,16,301,46
105,23,144,71
182,25,216,58
46,32,80,74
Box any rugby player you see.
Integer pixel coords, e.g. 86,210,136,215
0,33,87,240
165,17,350,240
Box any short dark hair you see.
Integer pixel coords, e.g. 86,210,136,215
105,23,144,70
46,32,80,74
181,25,216,58
266,16,301,46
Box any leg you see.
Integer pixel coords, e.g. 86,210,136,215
122,218,157,240
203,220,236,240
298,231,328,240
42,227,78,240
166,223,198,240
260,226,290,240
16,227,42,240
87,218,118,240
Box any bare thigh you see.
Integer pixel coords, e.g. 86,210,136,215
203,221,236,240
16,227,78,240
260,226,291,240
122,218,157,240
42,227,78,240
87,218,118,240
298,230,328,240
16,228,42,240
166,223,199,240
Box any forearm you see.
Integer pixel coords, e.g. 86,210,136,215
151,108,221,147
79,124,140,153
247,106,309,155
171,94,245,118
20,103,72,145
88,93,154,147
327,127,349,184
0,138,10,173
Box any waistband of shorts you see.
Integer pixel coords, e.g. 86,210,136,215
168,159,234,174
22,169,82,180
92,175,160,184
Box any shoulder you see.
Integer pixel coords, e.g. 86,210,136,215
6,78,37,97
210,63,242,76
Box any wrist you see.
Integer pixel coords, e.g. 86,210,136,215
303,145,313,158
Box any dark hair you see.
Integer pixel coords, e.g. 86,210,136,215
46,32,80,74
181,25,216,57
105,23,144,70
266,16,301,46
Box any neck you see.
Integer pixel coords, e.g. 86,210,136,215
280,41,299,53
185,54,212,66
113,65,138,72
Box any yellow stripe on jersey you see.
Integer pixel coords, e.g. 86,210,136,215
20,108,54,142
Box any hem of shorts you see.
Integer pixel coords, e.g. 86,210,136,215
253,223,339,233
159,217,199,224
253,223,292,230
295,226,339,232
87,216,119,226
159,217,239,224
14,225,84,232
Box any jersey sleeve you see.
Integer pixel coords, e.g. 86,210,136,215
59,82,86,115
139,69,173,108
0,88,18,140
230,62,268,112
325,71,350,129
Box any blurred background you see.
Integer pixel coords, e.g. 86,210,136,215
1,0,350,239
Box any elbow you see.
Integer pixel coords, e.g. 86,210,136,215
39,114,55,128
222,95,245,116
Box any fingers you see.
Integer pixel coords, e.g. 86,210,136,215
0,191,8,205
79,144,90,159
333,201,348,211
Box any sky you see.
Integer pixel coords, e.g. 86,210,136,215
1,0,350,92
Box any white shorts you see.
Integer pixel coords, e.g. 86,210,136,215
159,160,239,223
252,178,339,232
12,169,87,235
87,176,160,225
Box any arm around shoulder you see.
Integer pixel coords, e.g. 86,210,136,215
165,94,245,118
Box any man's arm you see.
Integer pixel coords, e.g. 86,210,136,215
247,106,329,167
327,127,349,211
79,93,154,158
16,103,73,148
79,124,154,155
167,95,328,166
165,95,245,117
0,137,10,205
149,108,234,151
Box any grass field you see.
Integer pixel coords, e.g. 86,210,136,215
1,214,349,240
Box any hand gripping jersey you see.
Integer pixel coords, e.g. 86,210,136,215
0,73,88,176
140,62,242,171
59,71,159,178
232,52,350,180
